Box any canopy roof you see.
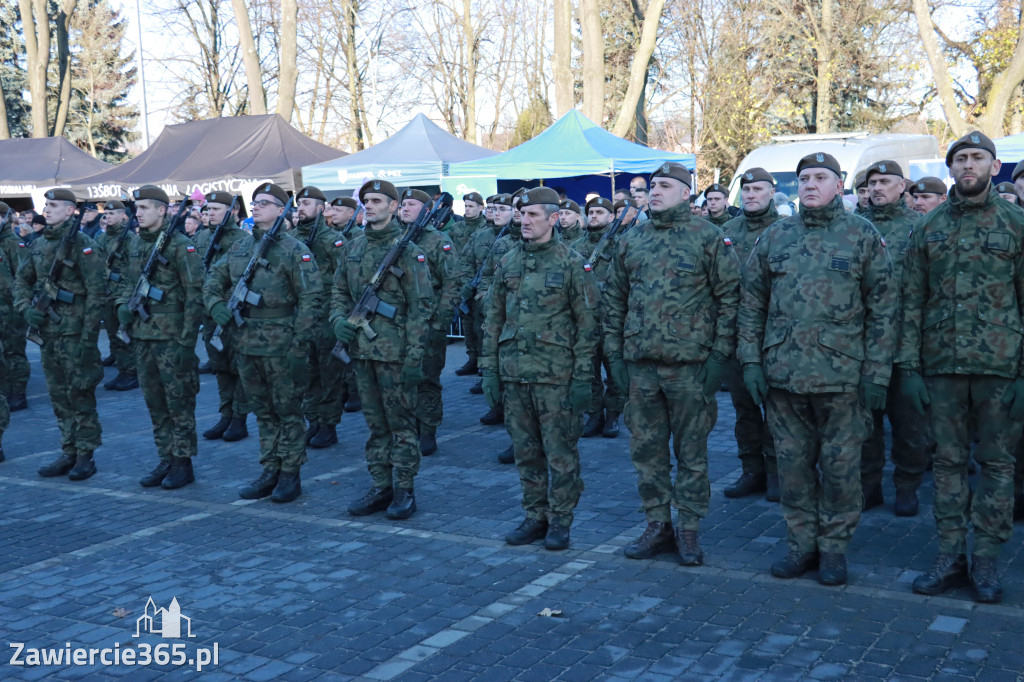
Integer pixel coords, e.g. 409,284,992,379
0,137,112,199
67,114,346,200
450,110,695,179
995,132,1024,161
301,114,497,190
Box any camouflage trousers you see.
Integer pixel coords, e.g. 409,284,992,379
625,361,715,529
0,305,29,395
464,299,483,360
39,334,103,456
135,339,198,460
103,295,136,375
416,327,448,433
203,319,248,419
504,381,584,524
303,318,346,428
588,341,625,415
926,375,1018,559
237,353,307,472
354,359,419,489
861,373,932,492
724,354,776,476
766,389,871,554
0,351,9,437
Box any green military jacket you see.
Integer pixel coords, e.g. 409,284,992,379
445,214,482,253
569,227,617,284
117,224,204,346
459,221,506,287
738,195,897,393
411,224,461,333
288,214,344,305
862,200,919,282
329,218,433,364
0,218,23,309
479,223,523,298
897,184,1024,378
13,216,106,340
204,225,323,357
193,217,251,270
707,211,731,228
94,218,135,292
604,204,742,365
481,234,600,385
559,219,582,244
721,201,781,266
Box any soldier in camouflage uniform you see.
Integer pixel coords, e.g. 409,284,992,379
908,176,948,216
854,172,870,214
445,192,485,253
95,201,139,392
116,186,204,489
15,188,106,480
194,192,251,442
739,152,896,586
0,201,30,412
720,168,781,501
857,160,931,516
482,186,600,549
900,132,1024,604
703,183,731,227
331,180,434,519
328,197,364,413
289,186,347,449
570,196,624,439
0,204,14,459
205,183,322,503
604,162,741,567
557,199,583,244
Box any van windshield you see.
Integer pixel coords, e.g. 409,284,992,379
756,170,848,207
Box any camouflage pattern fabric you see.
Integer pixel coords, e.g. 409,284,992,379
707,211,731,228
0,351,8,436
353,359,420,488
238,354,308,471
559,221,582,244
861,200,918,282
478,223,522,301
0,225,29,396
459,222,506,359
94,225,136,376
444,214,483,254
135,339,199,459
721,200,779,266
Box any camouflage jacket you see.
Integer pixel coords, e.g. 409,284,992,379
459,221,506,286
410,224,461,332
569,227,617,284
194,217,251,270
479,224,523,298
329,218,433,364
0,220,23,308
336,219,363,242
204,226,323,357
117,224,204,346
94,218,135,292
897,184,1024,378
738,195,897,392
604,204,741,364
445,214,482,253
862,200,919,282
721,201,781,266
708,211,731,228
559,220,582,244
13,216,106,340
288,214,344,304
481,234,600,385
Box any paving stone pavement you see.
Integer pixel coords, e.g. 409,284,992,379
1,335,1023,681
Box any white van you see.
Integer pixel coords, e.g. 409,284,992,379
727,133,941,205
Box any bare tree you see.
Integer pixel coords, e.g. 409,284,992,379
231,0,267,115
552,0,572,117
19,0,49,137
610,0,665,138
51,0,79,137
276,0,297,121
579,0,603,122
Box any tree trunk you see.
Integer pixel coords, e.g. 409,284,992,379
579,0,604,123
0,79,10,139
276,0,298,121
19,0,50,138
344,0,365,150
553,0,573,118
978,30,1024,137
52,1,78,137
462,0,478,142
912,0,968,137
611,0,665,138
231,0,267,115
814,0,832,133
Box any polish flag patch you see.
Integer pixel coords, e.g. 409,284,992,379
301,254,312,262
443,244,452,251
584,263,592,272
82,247,93,255
879,237,887,247
186,245,196,253
417,254,426,262
334,239,344,247
723,237,733,246
18,242,25,248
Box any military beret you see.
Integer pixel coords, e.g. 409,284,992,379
613,197,636,211
485,195,498,205
907,176,947,195
796,152,842,178
945,131,997,166
44,188,77,203
995,182,1017,195
463,192,484,205
519,187,560,207
865,160,904,181
358,179,399,203
703,183,728,198
133,185,170,205
738,167,775,187
296,186,326,202
1013,160,1024,182
251,182,289,205
82,202,99,211
559,199,581,213
204,191,235,207
585,197,614,214
330,197,358,209
104,200,125,211
650,161,693,188
401,188,432,205
491,193,514,207
854,171,868,190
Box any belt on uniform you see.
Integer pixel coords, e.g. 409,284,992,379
147,303,184,314
241,306,296,319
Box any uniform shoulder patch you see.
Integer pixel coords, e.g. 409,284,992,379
301,253,312,262
583,263,592,272
879,237,887,247
82,247,93,255
723,237,733,246
334,239,344,247
17,242,25,248
443,244,452,251
417,254,426,262
186,245,196,253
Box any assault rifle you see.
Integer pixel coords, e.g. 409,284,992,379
105,198,137,283
116,198,191,343
25,211,84,346
202,195,240,269
457,222,508,315
209,196,295,351
583,212,637,271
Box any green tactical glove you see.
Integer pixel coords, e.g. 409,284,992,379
608,353,630,395
401,361,425,393
288,343,310,388
116,305,134,326
482,369,502,408
858,380,888,412
460,283,474,302
899,370,931,417
742,363,768,406
697,351,729,398
23,307,46,328
570,379,592,413
1001,377,1024,421
176,342,197,370
210,301,232,327
333,318,357,345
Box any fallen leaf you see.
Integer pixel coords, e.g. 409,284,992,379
537,608,563,618
112,608,129,618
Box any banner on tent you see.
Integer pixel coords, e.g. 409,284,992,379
441,176,498,201
76,177,274,201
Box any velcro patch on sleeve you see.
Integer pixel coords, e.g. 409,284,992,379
301,254,312,262
186,245,196,253
82,247,93,255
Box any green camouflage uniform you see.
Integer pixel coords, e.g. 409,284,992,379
478,222,523,300
604,204,742,529
194,217,250,421
330,218,433,488
738,195,897,554
0,225,29,397
445,214,482,254
0,237,14,435
14,218,106,458
459,222,506,360
94,219,138,378
335,220,363,402
721,201,780,480
897,185,1024,559
117,224,204,460
204,226,322,472
482,234,600,524
707,211,731,228
559,219,582,244
860,200,931,494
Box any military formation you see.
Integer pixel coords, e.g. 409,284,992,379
3,129,1024,605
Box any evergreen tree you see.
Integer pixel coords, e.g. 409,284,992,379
0,3,31,137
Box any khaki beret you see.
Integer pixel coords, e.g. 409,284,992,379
995,182,1017,195
796,152,842,178
703,183,728,198
908,177,948,195
854,171,868,190
133,185,170,204
585,197,614,214
44,188,78,203
296,186,326,202
491,193,514,207
739,167,775,187
204,191,235,207
945,131,996,166
358,179,399,203
559,199,581,213
485,195,498,205
251,182,289,205
463,192,484,205
401,188,432,205
330,197,358,209
104,200,125,211
865,160,904,181
613,197,636,211
650,161,692,188
519,187,560,207
1013,160,1024,182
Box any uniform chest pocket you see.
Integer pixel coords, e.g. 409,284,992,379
767,252,790,274
829,251,853,274
503,271,522,292
544,272,564,288
676,259,696,275
986,232,1011,252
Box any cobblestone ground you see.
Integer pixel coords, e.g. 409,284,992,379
1,336,1022,681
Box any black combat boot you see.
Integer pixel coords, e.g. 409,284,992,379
771,550,819,579
0,445,4,463
505,518,548,545
970,555,1002,604
765,472,781,502
140,459,172,487
455,358,478,376
7,394,27,412
469,379,484,395
343,392,361,412
912,553,968,596
1015,492,1024,522
624,522,676,559
239,468,279,500
862,481,884,511
222,417,248,442
818,553,847,586
271,470,301,503
581,412,604,438
419,428,437,456
894,488,919,517
348,486,393,516
38,453,75,478
101,354,116,367
386,488,417,519
68,453,97,481
197,361,212,374
202,416,232,440
105,372,138,391
310,425,338,449
161,458,195,490
724,471,767,498
675,528,704,566
602,412,620,438
306,422,320,444
480,404,503,425
545,523,571,551
497,445,515,464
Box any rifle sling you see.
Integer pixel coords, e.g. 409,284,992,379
240,306,296,320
